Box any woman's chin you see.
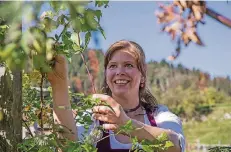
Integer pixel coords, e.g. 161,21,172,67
112,90,129,97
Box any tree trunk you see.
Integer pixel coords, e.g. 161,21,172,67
0,68,22,152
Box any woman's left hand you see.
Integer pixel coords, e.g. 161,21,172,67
92,94,130,131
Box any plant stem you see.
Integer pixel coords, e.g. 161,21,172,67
22,118,34,137
77,32,97,93
40,72,45,132
80,53,97,93
55,21,70,44
94,131,118,144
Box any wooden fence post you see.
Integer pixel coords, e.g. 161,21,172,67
0,68,22,152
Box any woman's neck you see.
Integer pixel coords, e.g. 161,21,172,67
112,93,140,110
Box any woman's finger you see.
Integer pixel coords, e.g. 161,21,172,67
92,106,114,115
92,94,119,108
93,113,114,123
102,123,118,131
54,55,66,64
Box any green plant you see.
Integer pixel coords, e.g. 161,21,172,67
0,1,174,151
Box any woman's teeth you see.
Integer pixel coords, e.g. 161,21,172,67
115,80,129,84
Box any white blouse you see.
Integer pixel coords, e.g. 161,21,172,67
77,105,185,152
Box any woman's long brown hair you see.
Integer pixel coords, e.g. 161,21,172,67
101,40,158,112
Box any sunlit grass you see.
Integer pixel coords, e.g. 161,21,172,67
183,104,231,144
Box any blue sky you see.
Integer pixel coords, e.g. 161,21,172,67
38,1,231,77
87,1,231,78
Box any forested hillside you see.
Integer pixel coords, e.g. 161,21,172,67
69,49,231,121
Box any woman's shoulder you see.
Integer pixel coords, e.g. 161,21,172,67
154,104,182,127
153,104,185,152
155,104,169,113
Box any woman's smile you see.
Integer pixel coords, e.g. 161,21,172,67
106,49,142,97
114,79,130,85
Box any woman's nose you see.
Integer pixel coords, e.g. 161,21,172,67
116,67,125,75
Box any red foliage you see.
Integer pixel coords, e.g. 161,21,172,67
72,77,83,92
198,72,210,90
87,50,100,93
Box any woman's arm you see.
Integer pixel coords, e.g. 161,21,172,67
52,81,77,141
91,94,184,152
48,55,77,141
129,119,182,152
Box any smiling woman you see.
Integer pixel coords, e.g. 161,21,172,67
48,40,185,152
102,40,157,113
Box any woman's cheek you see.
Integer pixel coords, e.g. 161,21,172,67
106,71,114,85
107,70,116,78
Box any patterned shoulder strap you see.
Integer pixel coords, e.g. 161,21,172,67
147,111,157,127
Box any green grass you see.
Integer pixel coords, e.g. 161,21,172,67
183,103,231,144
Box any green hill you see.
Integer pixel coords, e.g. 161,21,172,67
184,103,231,144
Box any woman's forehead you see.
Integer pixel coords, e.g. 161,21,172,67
109,49,138,61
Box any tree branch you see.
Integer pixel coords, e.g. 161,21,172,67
22,118,34,138
206,7,231,29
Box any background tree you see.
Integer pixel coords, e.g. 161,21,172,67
155,0,231,60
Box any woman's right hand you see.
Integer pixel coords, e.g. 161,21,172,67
47,55,69,88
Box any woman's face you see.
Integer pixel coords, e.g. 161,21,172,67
106,49,143,97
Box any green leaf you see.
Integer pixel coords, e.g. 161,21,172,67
44,10,54,18
0,25,9,29
95,0,109,8
67,57,72,63
95,10,102,21
118,119,136,134
72,44,81,53
72,18,82,33
33,55,51,72
38,146,50,152
0,43,16,60
49,2,67,12
164,140,174,149
75,5,85,14
57,14,66,25
71,33,80,46
85,10,99,30
55,34,59,40
33,39,42,53
156,132,168,142
99,26,106,39
62,31,72,45
84,32,91,49
42,17,57,32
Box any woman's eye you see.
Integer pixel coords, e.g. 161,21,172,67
109,65,116,68
125,64,133,68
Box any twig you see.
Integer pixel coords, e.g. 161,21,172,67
206,7,231,29
55,21,70,44
80,53,97,93
22,118,34,138
77,32,97,93
94,131,120,144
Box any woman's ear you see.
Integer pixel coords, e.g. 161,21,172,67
140,77,145,88
144,63,147,71
141,76,145,83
